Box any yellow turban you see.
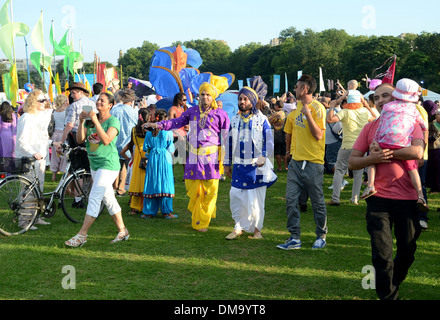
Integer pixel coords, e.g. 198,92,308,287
199,82,219,109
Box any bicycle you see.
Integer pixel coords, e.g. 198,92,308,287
0,144,104,236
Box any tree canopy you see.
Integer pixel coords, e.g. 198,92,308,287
117,28,440,94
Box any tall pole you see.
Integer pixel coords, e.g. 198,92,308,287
24,37,30,83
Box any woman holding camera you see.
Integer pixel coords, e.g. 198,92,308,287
65,93,129,247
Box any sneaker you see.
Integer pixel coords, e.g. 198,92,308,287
312,238,326,249
34,217,51,225
328,180,349,190
277,237,301,250
419,220,428,230
72,199,85,209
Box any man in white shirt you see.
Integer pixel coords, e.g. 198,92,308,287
60,82,96,147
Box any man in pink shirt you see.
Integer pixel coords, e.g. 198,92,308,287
348,83,424,300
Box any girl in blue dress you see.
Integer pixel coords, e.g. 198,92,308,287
141,109,177,218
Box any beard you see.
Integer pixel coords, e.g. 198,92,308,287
239,103,253,113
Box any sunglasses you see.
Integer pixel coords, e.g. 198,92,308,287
37,99,47,103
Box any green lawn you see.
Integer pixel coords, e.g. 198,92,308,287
0,165,439,301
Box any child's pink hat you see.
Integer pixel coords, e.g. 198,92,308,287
392,78,421,102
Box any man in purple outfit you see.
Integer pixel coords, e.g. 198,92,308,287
144,82,230,232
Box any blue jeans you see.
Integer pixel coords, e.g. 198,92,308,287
285,160,328,239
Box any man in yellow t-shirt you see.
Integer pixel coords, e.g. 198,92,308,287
277,75,328,250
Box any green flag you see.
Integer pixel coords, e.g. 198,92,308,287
0,21,29,62
30,51,52,78
31,11,50,57
0,0,10,27
50,27,71,56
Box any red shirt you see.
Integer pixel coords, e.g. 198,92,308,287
353,119,423,200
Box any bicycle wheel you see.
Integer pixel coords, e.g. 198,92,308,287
60,171,104,223
0,175,40,236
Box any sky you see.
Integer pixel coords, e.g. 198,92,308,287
6,0,440,66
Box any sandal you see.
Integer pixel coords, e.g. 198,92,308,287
65,234,87,247
226,230,242,240
417,197,429,213
361,186,377,199
163,213,178,219
140,214,152,219
111,228,130,243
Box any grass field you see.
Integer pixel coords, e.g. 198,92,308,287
0,165,439,301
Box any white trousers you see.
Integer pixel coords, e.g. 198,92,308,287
87,169,121,218
230,186,266,233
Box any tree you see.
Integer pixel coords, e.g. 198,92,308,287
179,38,231,75
118,41,159,80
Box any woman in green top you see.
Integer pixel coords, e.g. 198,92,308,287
65,93,129,247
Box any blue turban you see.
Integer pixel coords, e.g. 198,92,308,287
238,86,259,114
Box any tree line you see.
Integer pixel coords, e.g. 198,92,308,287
118,27,440,96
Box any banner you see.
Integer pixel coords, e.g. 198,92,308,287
31,11,50,57
285,73,288,93
273,74,280,94
319,67,326,93
238,80,243,90
382,57,396,85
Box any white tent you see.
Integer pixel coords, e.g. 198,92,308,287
421,88,440,102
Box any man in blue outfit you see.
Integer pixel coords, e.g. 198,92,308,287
224,86,277,240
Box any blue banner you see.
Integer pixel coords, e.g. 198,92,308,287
238,80,244,90
273,74,280,94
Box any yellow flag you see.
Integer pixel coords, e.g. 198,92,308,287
9,63,18,108
55,73,62,95
48,71,54,102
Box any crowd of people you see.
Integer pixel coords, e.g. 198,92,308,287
1,73,439,300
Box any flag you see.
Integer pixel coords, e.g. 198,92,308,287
0,0,10,27
96,62,106,89
273,74,280,94
382,56,396,85
3,63,18,107
319,67,326,93
48,70,54,102
0,22,29,63
285,73,288,93
297,70,302,80
30,51,52,78
238,80,243,90
31,11,50,57
55,73,62,95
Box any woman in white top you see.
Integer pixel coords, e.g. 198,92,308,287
15,89,52,229
50,95,68,181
